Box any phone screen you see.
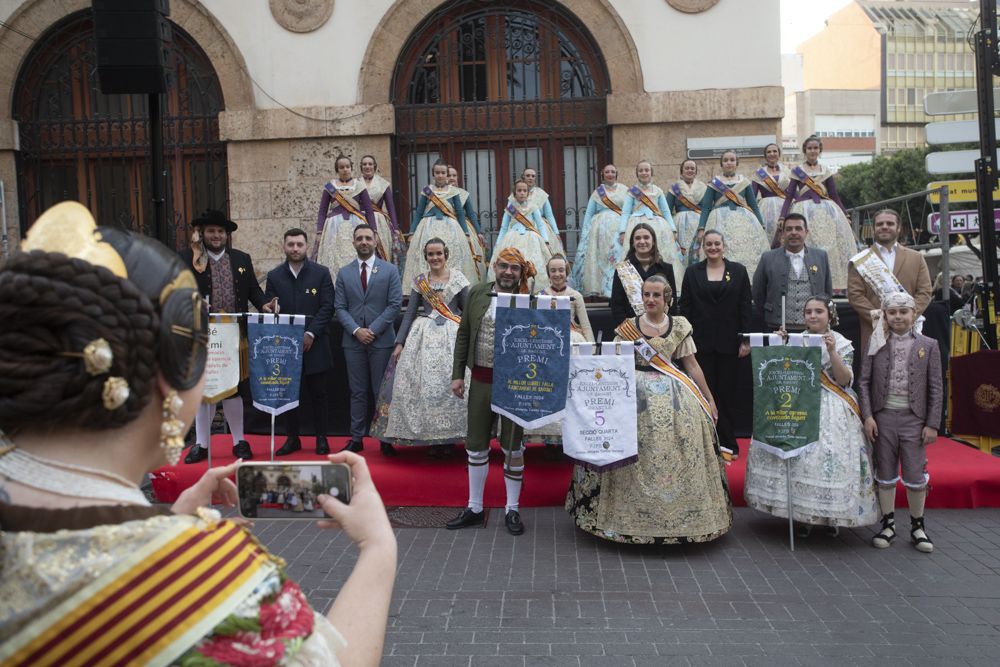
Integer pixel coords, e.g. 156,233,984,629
236,462,351,520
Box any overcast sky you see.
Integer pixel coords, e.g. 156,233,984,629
780,0,853,53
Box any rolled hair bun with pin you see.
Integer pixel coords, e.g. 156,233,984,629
0,202,208,435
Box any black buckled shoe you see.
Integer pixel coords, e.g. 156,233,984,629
232,440,253,460
871,512,896,549
910,516,934,553
505,510,525,536
446,508,485,530
315,436,330,455
340,440,364,453
275,436,302,456
183,445,208,464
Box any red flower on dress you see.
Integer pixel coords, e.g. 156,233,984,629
198,632,286,667
259,580,314,640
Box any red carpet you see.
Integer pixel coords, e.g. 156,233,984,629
151,436,1000,509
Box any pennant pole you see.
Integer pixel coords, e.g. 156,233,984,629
270,413,276,462
786,458,795,552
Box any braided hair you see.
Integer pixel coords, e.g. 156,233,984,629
804,294,839,328
0,228,207,434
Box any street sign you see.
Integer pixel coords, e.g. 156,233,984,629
927,179,1000,204
928,209,1000,234
926,119,1000,144
924,87,1000,115
926,149,1000,175
686,135,775,160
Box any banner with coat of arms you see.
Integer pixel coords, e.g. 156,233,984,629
490,294,571,429
749,333,823,459
561,342,638,471
247,314,306,415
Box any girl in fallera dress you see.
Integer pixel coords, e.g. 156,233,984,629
744,296,879,534
572,163,628,297
618,160,683,286
523,255,594,451
314,155,381,273
566,275,733,544
360,154,406,270
694,150,769,282
751,143,792,243
514,167,565,256
371,238,471,458
667,159,707,268
490,179,553,291
404,160,482,287
778,136,859,292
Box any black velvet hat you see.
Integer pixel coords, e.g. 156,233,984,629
191,209,237,233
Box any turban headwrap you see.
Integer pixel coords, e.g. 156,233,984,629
868,291,918,356
495,247,537,294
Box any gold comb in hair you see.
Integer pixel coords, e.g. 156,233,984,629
21,202,128,279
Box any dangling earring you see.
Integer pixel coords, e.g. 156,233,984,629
160,390,186,466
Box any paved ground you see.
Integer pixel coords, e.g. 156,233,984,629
252,507,1000,666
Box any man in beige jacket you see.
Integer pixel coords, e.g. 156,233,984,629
847,208,933,352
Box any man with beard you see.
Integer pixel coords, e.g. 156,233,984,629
265,228,336,455
848,208,932,352
180,210,273,463
447,248,537,536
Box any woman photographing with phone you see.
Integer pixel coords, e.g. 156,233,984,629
0,203,396,667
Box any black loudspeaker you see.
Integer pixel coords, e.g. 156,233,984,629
93,0,172,94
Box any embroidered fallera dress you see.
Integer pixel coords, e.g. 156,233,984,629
744,331,879,527
314,178,379,274
572,183,629,297
696,176,768,282
370,271,471,446
404,184,482,287
509,187,565,256
666,179,707,266
565,316,733,544
618,182,683,284
751,163,792,241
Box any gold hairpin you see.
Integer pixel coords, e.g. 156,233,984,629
102,377,130,410
22,202,127,279
61,337,114,376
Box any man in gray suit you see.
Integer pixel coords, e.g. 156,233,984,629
752,213,832,331
335,224,402,456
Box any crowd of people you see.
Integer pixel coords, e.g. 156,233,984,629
0,136,958,664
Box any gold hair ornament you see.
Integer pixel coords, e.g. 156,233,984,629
21,202,128,279
160,390,186,466
60,337,114,376
102,377,131,410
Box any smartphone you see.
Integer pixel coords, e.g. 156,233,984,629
236,461,351,520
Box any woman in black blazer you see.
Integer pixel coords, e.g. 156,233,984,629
678,229,751,458
609,222,678,325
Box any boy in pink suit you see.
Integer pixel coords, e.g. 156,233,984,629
859,292,943,553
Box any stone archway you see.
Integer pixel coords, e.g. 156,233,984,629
0,0,254,116
357,0,645,105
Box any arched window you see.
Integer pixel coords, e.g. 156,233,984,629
392,0,610,254
14,11,226,249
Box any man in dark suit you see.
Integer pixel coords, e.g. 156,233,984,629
334,224,402,456
179,210,273,463
265,228,336,455
752,213,832,332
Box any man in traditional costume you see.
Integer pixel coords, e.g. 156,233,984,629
752,213,832,333
180,209,272,463
447,248,537,536
848,208,932,353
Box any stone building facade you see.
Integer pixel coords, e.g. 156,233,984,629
0,0,781,274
